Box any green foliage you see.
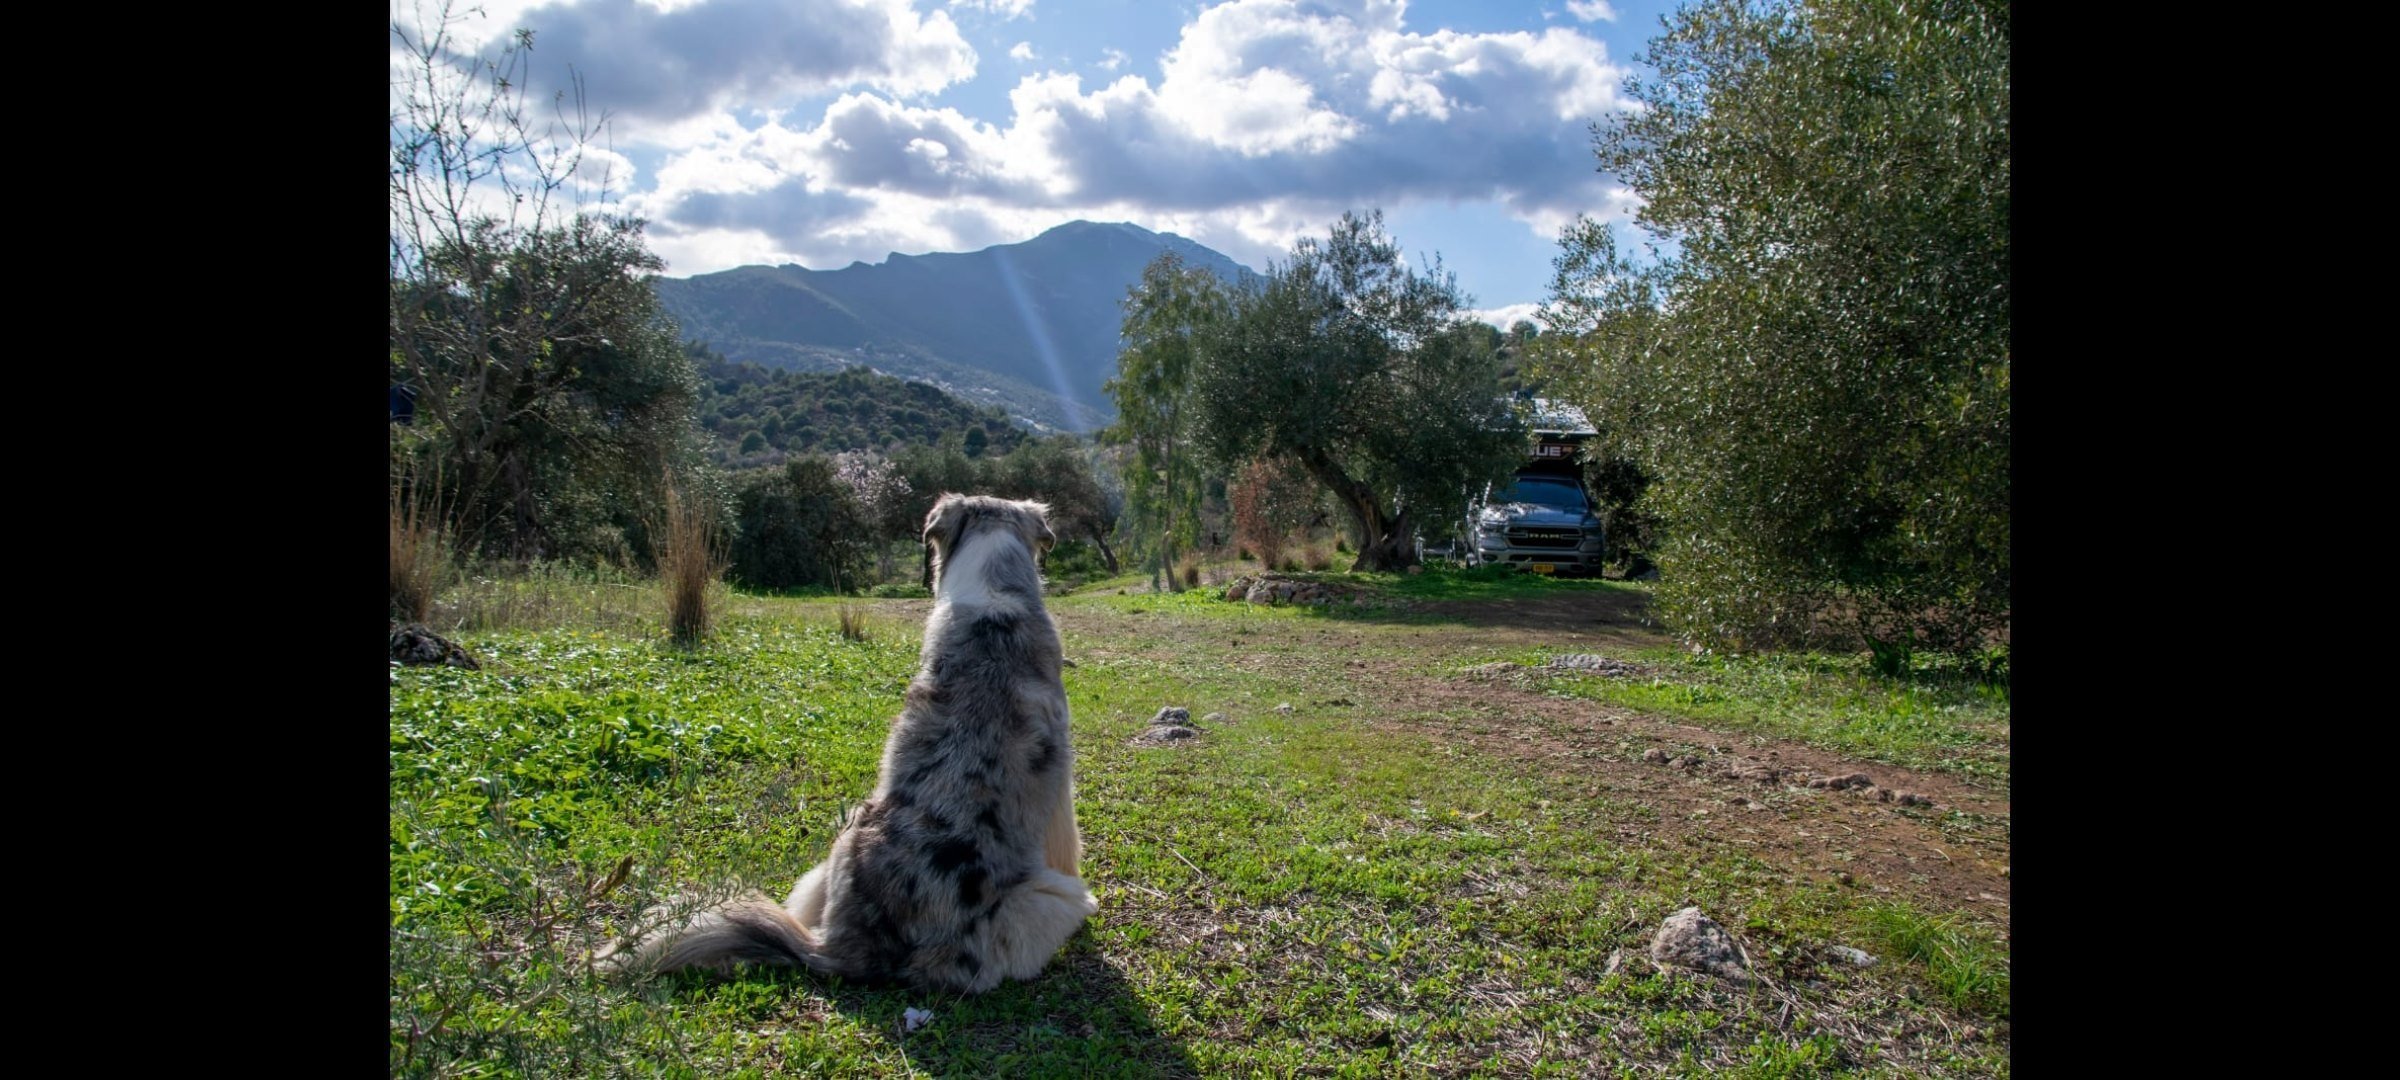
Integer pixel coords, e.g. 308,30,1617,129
1535,0,2009,657
688,348,1026,465
1106,253,1225,590
891,435,1122,575
1585,453,1659,575
727,456,873,592
1190,212,1526,571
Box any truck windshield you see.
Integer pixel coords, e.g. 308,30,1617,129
1497,476,1588,511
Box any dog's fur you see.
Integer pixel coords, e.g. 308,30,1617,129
605,494,1096,992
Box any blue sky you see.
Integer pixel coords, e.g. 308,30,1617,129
395,0,1676,326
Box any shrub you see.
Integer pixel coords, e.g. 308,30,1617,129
729,456,873,592
1229,456,1317,575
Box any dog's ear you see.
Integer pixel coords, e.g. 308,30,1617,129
1019,499,1056,556
922,493,966,549
922,494,968,589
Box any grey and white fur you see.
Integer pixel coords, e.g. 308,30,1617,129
605,494,1096,992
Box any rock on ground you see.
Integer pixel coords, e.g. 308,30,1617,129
391,621,479,670
1131,705,1205,748
1650,906,1751,980
1542,653,1649,677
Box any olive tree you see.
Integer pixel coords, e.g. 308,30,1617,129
1534,0,2008,665
1193,212,1522,572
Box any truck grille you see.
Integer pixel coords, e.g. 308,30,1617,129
1505,527,1582,549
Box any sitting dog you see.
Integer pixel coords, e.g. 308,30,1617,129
606,494,1096,992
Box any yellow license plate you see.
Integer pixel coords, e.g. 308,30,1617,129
1530,563,1557,574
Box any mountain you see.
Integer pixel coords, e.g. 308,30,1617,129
654,221,1255,432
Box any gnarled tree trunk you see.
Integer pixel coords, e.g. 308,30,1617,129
1305,455,1419,573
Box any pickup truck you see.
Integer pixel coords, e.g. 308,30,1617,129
1464,467,1608,576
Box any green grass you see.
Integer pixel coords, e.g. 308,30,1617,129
392,588,2009,1077
1504,646,2011,784
1858,905,2012,1018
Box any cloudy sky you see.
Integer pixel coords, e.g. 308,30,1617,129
394,0,1671,326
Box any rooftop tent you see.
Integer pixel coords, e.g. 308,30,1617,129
1522,398,1596,438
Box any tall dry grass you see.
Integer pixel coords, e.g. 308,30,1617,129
837,603,871,642
390,480,449,623
657,479,726,648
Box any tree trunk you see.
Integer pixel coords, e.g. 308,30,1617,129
1087,526,1119,573
1352,505,1418,572
1301,454,1419,573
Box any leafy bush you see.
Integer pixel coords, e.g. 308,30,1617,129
728,456,873,592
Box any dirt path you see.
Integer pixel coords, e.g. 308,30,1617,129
1052,586,2011,932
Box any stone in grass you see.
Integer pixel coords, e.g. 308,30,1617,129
1641,748,1670,764
1276,702,1295,714
391,621,479,670
1650,907,1751,980
1826,945,1878,967
1131,706,1204,748
1203,712,1227,724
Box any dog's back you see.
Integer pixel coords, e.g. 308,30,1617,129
608,495,1094,992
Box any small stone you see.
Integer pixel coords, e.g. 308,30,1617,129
1203,712,1226,724
1642,748,1670,764
1276,702,1294,714
1151,706,1194,727
1827,945,1877,967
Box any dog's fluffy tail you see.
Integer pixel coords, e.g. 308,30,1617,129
601,892,846,979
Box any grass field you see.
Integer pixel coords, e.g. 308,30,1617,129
391,567,2010,1077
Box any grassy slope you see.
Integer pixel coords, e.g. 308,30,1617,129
391,577,2009,1077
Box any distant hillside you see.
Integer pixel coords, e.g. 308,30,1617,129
691,347,1027,469
656,221,1256,432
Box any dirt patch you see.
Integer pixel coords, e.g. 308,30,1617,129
1414,589,1656,639
1356,662,2010,925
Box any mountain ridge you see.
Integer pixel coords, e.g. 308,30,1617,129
655,221,1258,432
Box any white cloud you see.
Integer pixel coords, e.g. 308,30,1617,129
406,0,978,133
614,0,1640,280
950,0,1034,19
1467,303,1543,330
1010,41,1036,62
1565,1,1618,21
